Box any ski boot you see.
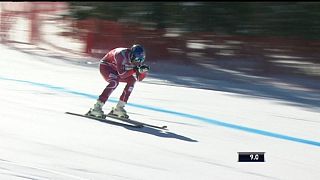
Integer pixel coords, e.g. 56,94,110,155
86,100,106,119
108,101,129,119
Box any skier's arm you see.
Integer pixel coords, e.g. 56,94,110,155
116,54,136,79
136,71,148,81
117,64,136,79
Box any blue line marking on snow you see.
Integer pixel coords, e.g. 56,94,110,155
1,76,320,147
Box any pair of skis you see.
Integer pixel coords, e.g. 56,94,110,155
65,112,167,130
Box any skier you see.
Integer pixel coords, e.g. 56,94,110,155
86,44,150,119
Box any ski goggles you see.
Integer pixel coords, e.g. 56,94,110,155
132,57,145,63
131,54,145,63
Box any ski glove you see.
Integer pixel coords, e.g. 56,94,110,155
134,64,150,73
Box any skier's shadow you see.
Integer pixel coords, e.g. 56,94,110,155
124,126,198,142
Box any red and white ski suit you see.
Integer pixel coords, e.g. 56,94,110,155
98,47,147,103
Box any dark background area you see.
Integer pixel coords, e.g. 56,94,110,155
66,2,320,76
68,2,320,39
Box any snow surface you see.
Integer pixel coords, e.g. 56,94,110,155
0,44,320,180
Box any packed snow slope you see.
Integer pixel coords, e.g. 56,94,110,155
0,44,319,180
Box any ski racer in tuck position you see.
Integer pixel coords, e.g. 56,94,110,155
86,44,150,119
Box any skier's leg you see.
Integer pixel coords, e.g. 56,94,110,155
119,75,136,103
110,76,136,118
87,65,119,118
98,77,119,103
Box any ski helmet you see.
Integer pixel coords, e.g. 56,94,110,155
130,44,145,63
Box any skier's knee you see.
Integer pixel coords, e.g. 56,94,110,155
108,79,119,89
